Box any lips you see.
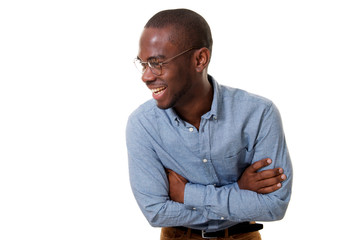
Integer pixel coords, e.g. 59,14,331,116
148,85,167,102
151,86,167,95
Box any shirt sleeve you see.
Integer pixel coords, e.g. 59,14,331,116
126,113,210,227
183,103,293,222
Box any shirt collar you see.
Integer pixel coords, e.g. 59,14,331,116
202,74,220,120
167,108,181,126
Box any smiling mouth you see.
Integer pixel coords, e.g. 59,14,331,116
151,87,167,95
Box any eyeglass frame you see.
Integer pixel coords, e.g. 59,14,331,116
134,47,199,76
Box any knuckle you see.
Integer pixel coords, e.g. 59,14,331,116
265,178,277,187
251,162,259,171
257,171,264,179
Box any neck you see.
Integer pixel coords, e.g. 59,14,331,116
174,76,213,129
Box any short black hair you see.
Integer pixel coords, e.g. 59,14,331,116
144,9,213,53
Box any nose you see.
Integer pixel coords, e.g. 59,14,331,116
141,66,156,83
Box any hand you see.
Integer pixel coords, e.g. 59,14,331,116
166,169,188,203
237,158,287,194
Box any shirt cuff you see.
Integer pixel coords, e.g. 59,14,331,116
184,183,206,207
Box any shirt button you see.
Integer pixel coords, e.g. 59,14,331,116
213,116,217,120
220,217,224,220
202,159,208,163
189,127,194,132
193,207,196,210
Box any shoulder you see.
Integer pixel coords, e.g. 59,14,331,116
126,99,160,135
217,83,283,129
128,99,158,122
219,84,273,110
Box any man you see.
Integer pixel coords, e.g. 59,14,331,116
127,9,292,240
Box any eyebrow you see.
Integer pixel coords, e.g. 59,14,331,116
137,55,166,62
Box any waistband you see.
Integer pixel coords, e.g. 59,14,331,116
176,222,263,239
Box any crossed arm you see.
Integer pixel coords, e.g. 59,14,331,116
167,158,287,203
127,103,292,226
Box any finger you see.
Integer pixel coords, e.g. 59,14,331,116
256,168,284,181
250,158,272,172
257,174,287,188
257,182,282,194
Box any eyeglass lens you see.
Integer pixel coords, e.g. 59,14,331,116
134,59,162,75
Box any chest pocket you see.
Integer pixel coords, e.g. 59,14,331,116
213,148,253,185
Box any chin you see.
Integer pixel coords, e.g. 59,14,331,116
155,99,176,110
156,104,168,110
156,103,171,110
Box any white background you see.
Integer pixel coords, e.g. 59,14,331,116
1,0,359,239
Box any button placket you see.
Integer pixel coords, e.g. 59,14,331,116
199,118,220,184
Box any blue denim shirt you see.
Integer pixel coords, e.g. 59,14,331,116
126,76,292,231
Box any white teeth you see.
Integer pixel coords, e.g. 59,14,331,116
151,87,166,94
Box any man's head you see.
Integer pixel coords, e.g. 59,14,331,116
137,9,213,110
144,9,213,54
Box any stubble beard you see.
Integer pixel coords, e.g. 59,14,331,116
156,81,192,110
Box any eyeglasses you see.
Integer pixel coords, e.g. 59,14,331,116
134,47,197,76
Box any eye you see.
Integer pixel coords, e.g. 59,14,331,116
140,62,147,70
149,59,161,69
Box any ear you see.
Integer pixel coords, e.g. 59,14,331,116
194,48,211,72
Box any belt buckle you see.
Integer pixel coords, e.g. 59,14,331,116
201,230,218,239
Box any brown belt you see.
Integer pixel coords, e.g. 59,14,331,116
176,222,263,239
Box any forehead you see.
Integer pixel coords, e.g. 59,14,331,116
138,27,177,60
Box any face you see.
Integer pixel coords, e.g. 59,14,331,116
137,27,196,110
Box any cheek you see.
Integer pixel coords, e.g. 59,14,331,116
162,69,182,89
163,61,194,90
